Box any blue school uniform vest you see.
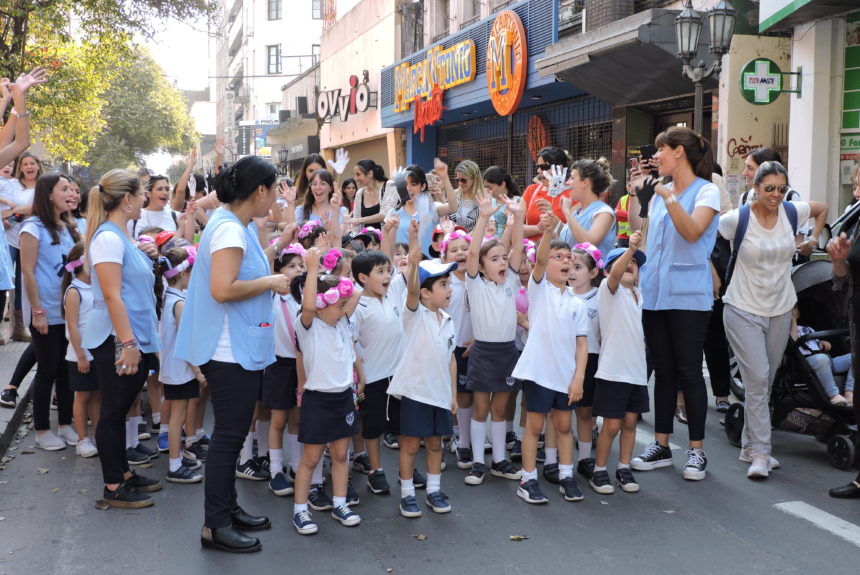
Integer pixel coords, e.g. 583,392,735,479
174,207,275,371
82,221,160,352
0,220,15,291
641,178,718,312
22,217,76,325
560,200,617,259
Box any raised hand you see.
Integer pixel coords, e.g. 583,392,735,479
547,165,568,198
637,176,658,218
383,212,400,235
476,189,497,219
0,78,10,99
327,148,350,175
305,246,321,273
538,212,557,233
189,147,198,166
629,230,642,250
278,180,296,204
187,173,197,195
827,233,851,261
433,157,448,179
502,195,522,219
15,67,48,92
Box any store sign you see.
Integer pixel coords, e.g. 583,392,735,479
487,10,528,116
739,59,782,105
393,40,476,113
413,85,445,143
317,70,373,122
527,115,549,162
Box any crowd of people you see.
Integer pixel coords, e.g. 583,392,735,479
1,65,860,554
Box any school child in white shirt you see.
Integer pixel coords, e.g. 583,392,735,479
589,231,649,495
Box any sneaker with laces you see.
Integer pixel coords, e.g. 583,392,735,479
254,455,271,476
135,442,158,459
346,480,360,506
445,436,458,454
465,463,490,486
167,464,203,484
542,462,560,484
412,469,427,489
383,433,399,449
184,442,207,462
269,472,295,496
126,445,150,464
236,459,268,481
589,469,615,494
0,388,17,408
137,422,150,441
747,454,770,479
456,447,473,470
491,459,521,480
615,468,640,492
631,441,673,471
682,448,707,481
425,491,452,513
57,426,79,446
577,457,595,480
76,437,98,458
536,447,546,463
517,478,549,504
293,510,318,535
197,435,211,448
399,495,422,517
331,504,361,526
739,447,780,469
505,431,517,450
127,470,163,492
308,483,333,511
352,453,371,475
182,457,203,471
367,470,391,494
35,431,67,451
510,440,522,461
559,476,584,501
157,432,169,452
103,482,153,508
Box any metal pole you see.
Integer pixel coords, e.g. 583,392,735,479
693,78,703,135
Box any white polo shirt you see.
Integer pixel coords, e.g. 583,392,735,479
512,275,588,394
388,303,456,410
465,268,520,342
445,272,473,347
352,274,407,382
295,316,355,393
272,293,300,359
595,278,647,386
575,287,601,355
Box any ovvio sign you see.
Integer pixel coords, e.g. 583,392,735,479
317,70,373,122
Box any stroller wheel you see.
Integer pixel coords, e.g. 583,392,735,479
728,346,745,402
724,403,744,448
827,435,855,470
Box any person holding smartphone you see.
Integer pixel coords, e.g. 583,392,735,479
522,147,570,242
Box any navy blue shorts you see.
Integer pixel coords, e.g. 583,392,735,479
299,388,359,445
523,380,574,413
576,354,599,408
399,397,453,438
592,379,650,419
163,379,200,401
262,356,298,411
454,346,470,394
67,361,99,392
360,377,401,439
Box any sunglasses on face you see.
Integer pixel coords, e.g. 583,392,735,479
761,184,788,194
537,163,551,171
457,178,470,184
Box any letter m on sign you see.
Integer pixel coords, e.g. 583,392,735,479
488,30,512,94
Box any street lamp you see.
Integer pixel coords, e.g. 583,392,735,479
277,146,290,176
675,0,736,134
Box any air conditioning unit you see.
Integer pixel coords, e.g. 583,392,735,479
279,109,291,122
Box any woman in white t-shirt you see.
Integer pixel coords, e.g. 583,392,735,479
128,175,182,239
720,161,827,479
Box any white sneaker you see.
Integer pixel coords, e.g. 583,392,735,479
747,454,770,479
76,437,98,458
35,430,67,451
57,426,80,446
738,447,780,469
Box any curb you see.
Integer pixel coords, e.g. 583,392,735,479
0,375,35,458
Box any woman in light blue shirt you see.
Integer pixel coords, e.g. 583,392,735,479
559,157,617,258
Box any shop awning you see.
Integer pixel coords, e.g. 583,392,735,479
536,9,718,106
759,0,858,32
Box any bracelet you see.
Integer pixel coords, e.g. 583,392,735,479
121,339,138,349
10,109,30,118
31,309,46,316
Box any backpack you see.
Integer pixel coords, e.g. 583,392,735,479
724,201,798,285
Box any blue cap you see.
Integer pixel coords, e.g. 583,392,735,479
604,247,646,270
418,259,458,284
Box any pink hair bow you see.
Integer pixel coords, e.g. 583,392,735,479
280,243,307,258
298,222,318,239
522,239,536,264
573,242,605,269
440,229,471,255
315,277,354,309
64,258,84,273
360,227,382,242
322,248,343,272
138,235,154,244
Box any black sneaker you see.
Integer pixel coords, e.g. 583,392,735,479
490,459,521,480
510,440,522,461
182,457,203,472
127,470,163,493
254,455,271,475
715,400,731,413
103,482,153,508
236,459,269,481
137,422,151,441
588,469,614,494
535,447,545,463
367,470,391,494
383,433,399,449
464,463,490,486
412,469,427,489
615,467,640,492
505,431,517,450
346,479,360,507
577,457,595,480
399,495,422,518
425,491,452,513
517,478,549,504
197,434,211,448
631,442,673,471
542,462,560,484
352,452,371,475
0,387,17,408
184,442,207,462
456,447,473,470
308,483,333,511
126,446,151,465
682,448,707,481
167,465,203,484
135,443,158,459
269,472,295,496
559,476,584,501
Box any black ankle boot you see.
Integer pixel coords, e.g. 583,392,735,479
201,525,262,553
230,506,271,530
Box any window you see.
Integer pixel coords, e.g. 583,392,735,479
267,103,279,121
311,44,320,65
267,45,281,75
312,0,322,19
268,0,282,20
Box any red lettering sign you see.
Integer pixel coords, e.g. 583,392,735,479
413,84,445,143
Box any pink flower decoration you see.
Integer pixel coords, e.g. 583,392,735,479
322,248,342,272
281,243,307,258
183,245,197,266
298,222,317,239
337,277,354,298
323,288,340,305
440,229,471,255
573,242,605,269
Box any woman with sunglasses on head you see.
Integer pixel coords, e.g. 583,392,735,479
522,147,570,243
449,160,483,232
720,161,826,479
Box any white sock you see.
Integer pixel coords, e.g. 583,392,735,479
457,406,473,445
256,420,270,457
294,503,308,514
470,419,485,465
239,432,254,464
452,424,459,439
559,464,573,480
270,448,284,475
159,424,169,435
196,427,206,438
169,456,182,472
578,441,592,457
311,456,324,484
185,432,199,448
617,462,630,469
400,476,415,497
427,473,441,494
333,496,346,508
505,420,514,433
152,412,160,425
521,468,538,482
491,420,506,463
545,447,558,465
125,419,138,449
594,464,607,472
287,434,302,472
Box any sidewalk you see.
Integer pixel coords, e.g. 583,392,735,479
0,340,34,457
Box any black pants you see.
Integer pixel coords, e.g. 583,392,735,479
703,298,731,398
30,324,72,430
201,360,261,529
643,309,710,442
7,343,36,389
91,337,151,485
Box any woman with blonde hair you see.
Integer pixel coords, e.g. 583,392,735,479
450,160,483,232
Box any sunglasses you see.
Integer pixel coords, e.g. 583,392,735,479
761,184,788,194
537,163,551,171
457,177,470,184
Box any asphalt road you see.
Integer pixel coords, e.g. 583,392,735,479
1,400,859,575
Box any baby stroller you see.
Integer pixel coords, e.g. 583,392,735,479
724,259,858,469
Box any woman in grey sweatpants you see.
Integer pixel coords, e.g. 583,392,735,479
718,161,827,479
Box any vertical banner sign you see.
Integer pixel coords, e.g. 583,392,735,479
487,10,528,116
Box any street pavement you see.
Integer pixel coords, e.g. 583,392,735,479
1,360,859,574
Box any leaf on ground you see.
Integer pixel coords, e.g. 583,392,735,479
79,488,88,494
94,500,111,510
663,509,675,514
51,487,60,493
385,569,393,573
139,463,153,469
0,480,8,485
36,467,50,475
21,450,34,455
0,516,5,521
411,533,427,541
509,534,529,541
599,500,609,505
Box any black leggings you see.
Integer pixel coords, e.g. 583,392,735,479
30,324,72,430
643,309,711,442
703,298,731,398
6,343,36,389
201,360,262,529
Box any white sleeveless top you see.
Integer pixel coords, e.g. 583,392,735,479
159,287,195,385
65,278,94,362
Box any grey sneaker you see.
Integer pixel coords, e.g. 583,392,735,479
747,454,769,479
739,447,780,469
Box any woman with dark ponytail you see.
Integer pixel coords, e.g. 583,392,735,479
352,159,399,228
483,166,520,237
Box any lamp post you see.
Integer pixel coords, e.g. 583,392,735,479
277,146,290,176
674,0,736,134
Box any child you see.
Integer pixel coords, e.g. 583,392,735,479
387,220,458,517
62,242,100,458
589,231,649,495
292,247,364,535
511,214,589,504
158,246,205,484
463,188,524,485
392,242,409,274
791,306,853,406
323,247,356,279
354,227,382,251
568,242,605,481
507,240,534,462
265,244,307,496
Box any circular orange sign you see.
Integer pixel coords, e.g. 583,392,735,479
486,10,528,117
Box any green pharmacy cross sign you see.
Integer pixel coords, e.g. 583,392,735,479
740,58,783,105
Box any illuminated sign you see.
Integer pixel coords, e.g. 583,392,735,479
317,70,374,121
487,10,527,116
394,40,476,113
414,85,445,143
